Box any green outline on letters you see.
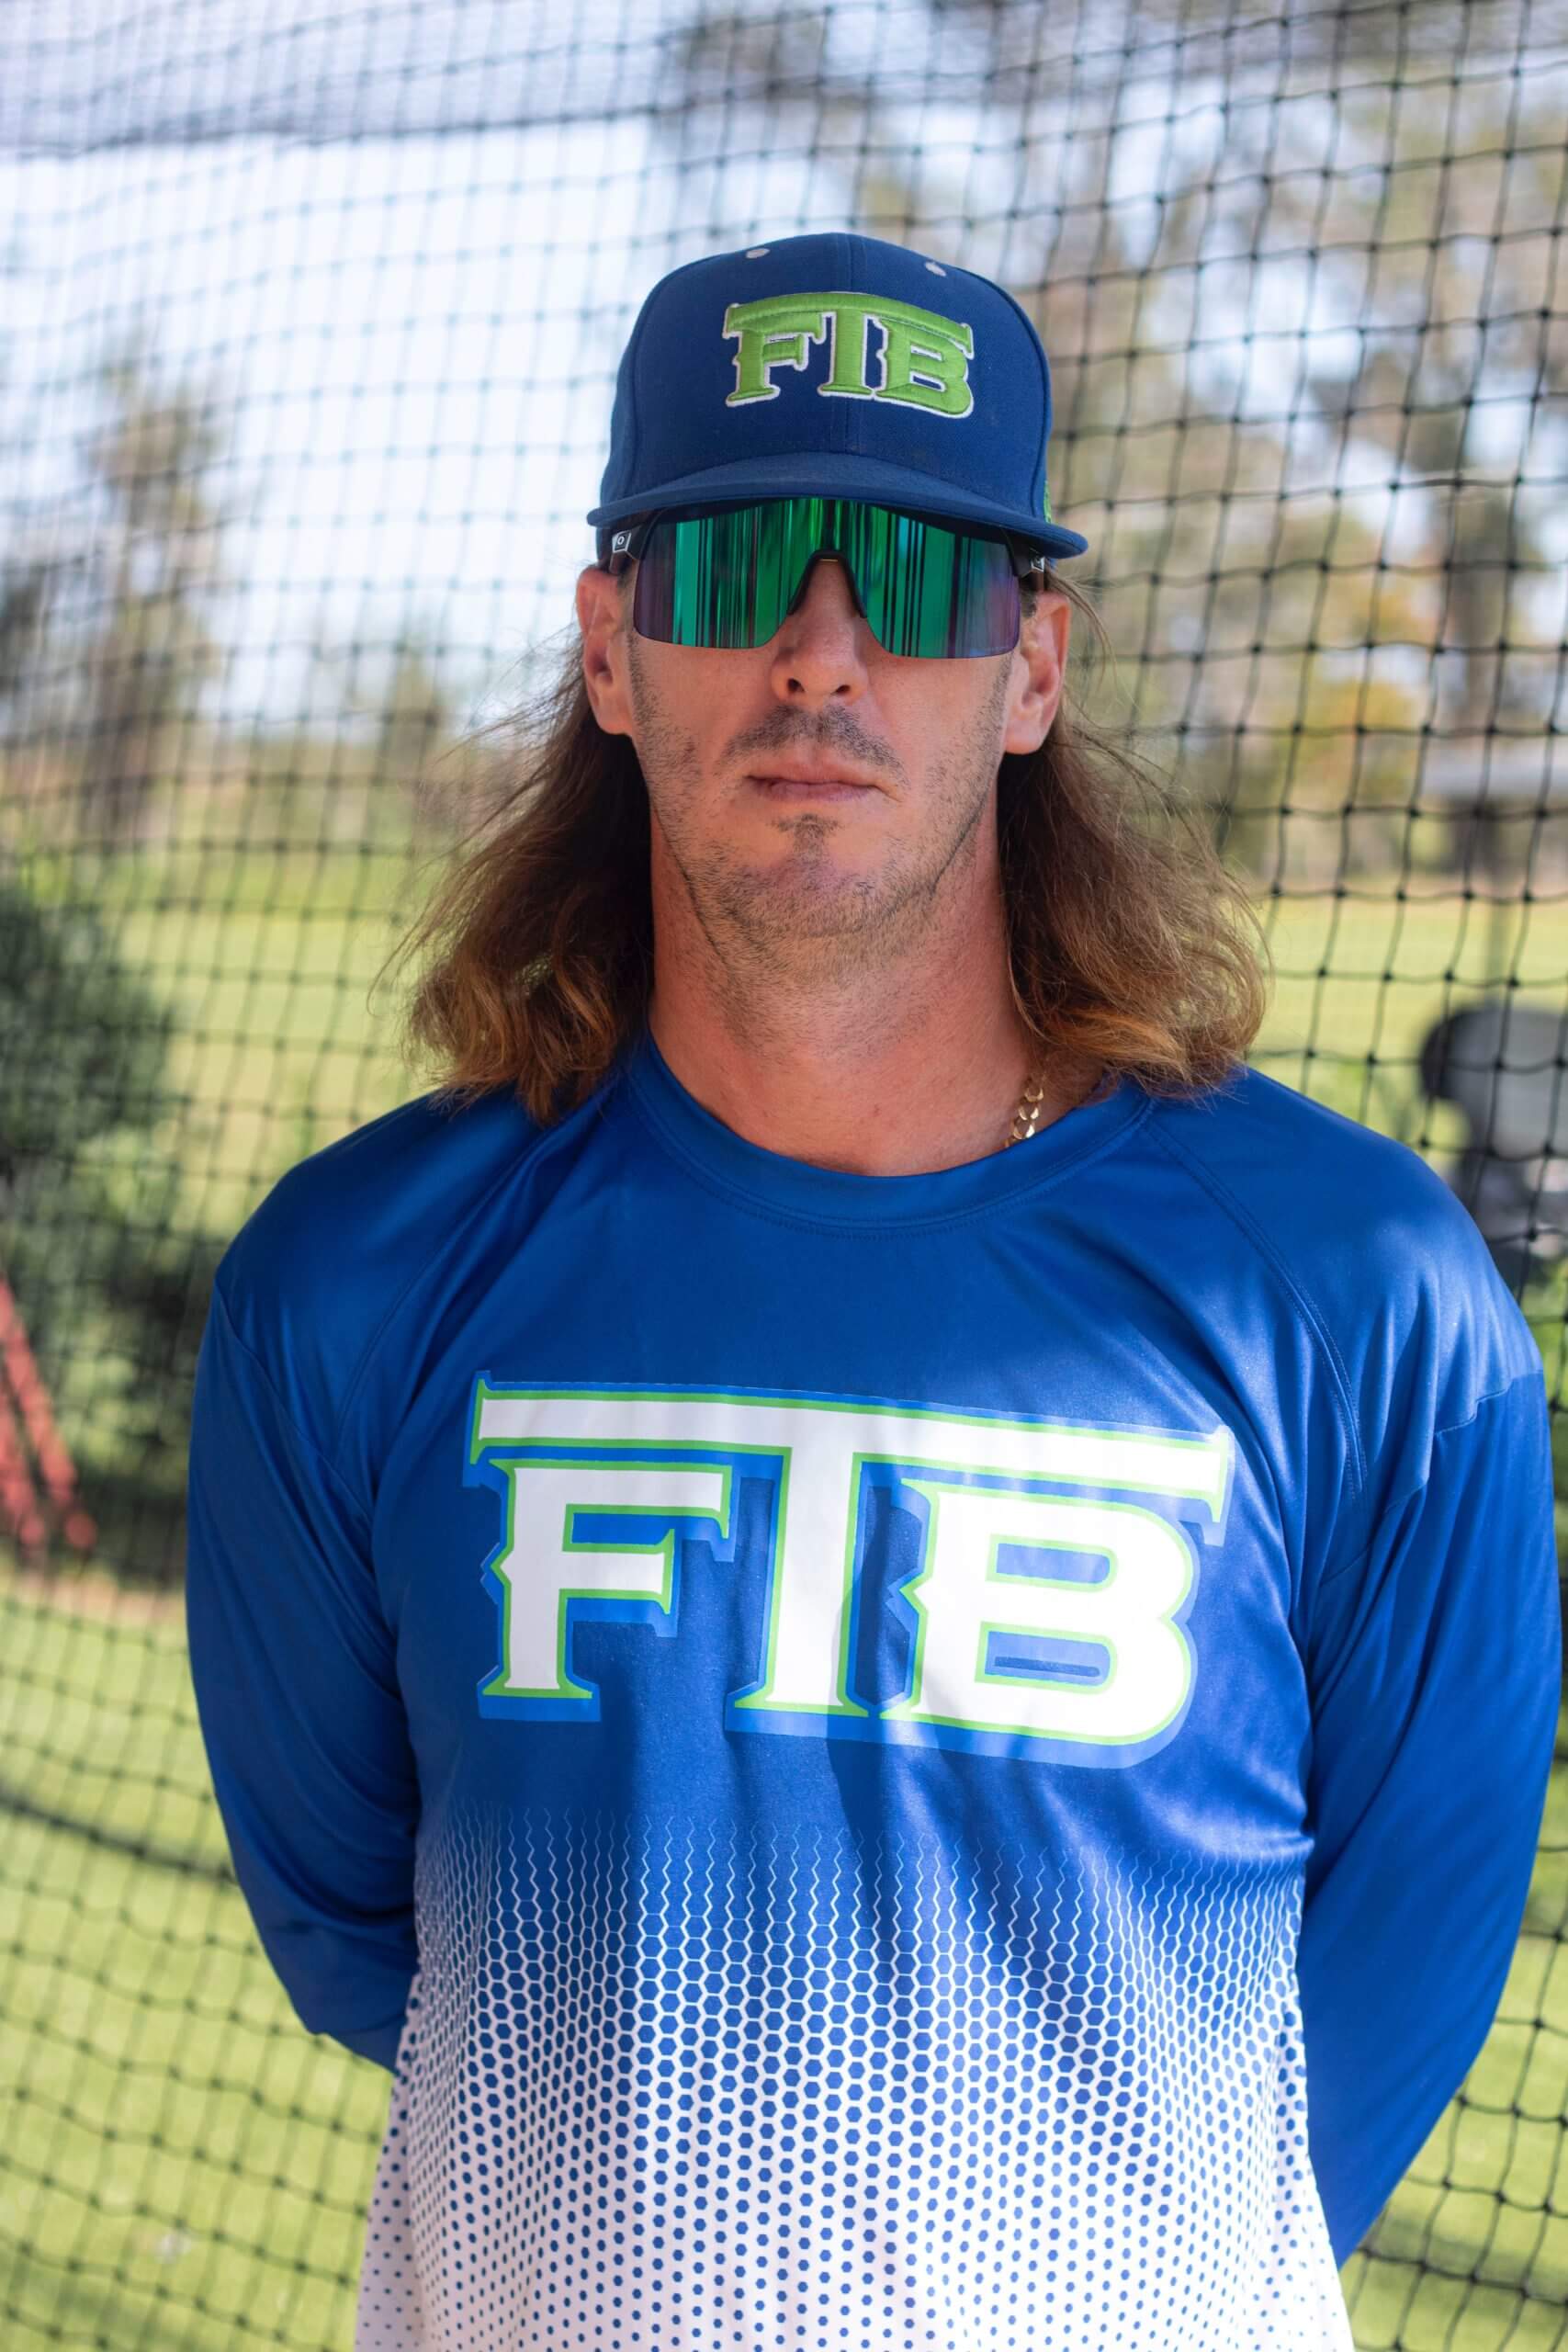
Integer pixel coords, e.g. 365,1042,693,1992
477,1453,733,1703
883,1479,1197,1748
468,1381,1229,1741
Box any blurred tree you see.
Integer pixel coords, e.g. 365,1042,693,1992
0,866,220,1581
1215,70,1564,894
670,0,1562,897
301,615,463,842
372,623,459,811
0,557,54,718
0,247,86,774
71,324,228,842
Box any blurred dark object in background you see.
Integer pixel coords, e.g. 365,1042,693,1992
1420,999,1568,1292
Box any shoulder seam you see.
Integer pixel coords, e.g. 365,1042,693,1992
209,1274,376,1524
1315,1363,1546,1589
1144,1111,1367,1507
1433,1357,1544,1444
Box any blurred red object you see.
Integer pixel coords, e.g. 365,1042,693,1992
0,1274,96,1557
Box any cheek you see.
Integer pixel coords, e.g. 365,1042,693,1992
626,645,751,779
880,666,1009,773
632,647,767,754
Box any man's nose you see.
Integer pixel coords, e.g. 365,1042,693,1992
769,555,870,701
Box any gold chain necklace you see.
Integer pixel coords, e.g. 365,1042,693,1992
1004,1069,1048,1148
1005,1062,1111,1148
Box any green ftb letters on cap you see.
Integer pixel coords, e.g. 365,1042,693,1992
723,292,976,420
585,230,1091,562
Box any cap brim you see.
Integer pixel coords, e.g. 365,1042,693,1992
586,449,1089,560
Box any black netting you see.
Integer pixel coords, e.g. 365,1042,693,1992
2,1,1565,2344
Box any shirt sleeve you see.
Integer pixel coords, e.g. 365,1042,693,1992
185,1275,420,2071
1296,1364,1562,2267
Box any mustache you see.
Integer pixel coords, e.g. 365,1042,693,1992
728,710,902,786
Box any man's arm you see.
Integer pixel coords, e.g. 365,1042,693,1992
1296,1365,1562,2267
185,1276,420,2069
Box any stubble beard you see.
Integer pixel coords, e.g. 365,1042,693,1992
626,628,1011,1002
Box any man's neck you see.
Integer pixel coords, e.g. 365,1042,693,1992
644,992,1100,1178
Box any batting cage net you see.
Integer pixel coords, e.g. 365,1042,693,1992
1,0,1565,2344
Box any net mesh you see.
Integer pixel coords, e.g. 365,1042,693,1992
1,0,1565,2344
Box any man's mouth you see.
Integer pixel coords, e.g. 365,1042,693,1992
747,774,876,802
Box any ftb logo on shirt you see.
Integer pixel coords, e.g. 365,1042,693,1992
722,292,976,418
466,1380,1233,1767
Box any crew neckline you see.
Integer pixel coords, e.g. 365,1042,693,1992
618,1022,1151,1231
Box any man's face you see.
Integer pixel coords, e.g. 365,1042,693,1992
574,538,1071,989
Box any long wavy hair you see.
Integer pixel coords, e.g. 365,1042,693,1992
379,571,1273,1126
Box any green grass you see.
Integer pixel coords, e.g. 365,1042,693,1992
0,1574,1564,2349
0,1583,386,2351
97,876,423,1245
1253,883,1564,1149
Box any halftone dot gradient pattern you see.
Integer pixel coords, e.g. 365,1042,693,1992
355,1805,1353,2350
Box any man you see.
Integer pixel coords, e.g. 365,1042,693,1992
186,232,1561,2352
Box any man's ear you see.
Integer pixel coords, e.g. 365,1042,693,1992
1001,586,1071,757
576,563,635,739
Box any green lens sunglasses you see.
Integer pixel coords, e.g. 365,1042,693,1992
599,496,1051,661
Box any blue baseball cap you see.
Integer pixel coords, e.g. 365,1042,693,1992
586,231,1089,562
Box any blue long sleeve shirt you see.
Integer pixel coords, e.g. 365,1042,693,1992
185,1023,1562,2351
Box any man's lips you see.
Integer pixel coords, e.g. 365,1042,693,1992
747,771,878,801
